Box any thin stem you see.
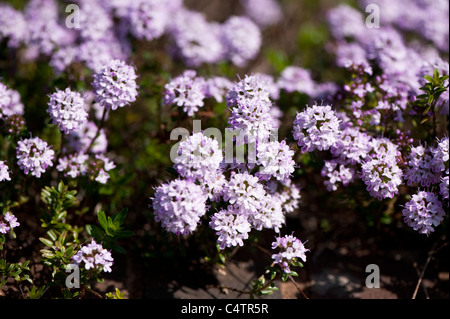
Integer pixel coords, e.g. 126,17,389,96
288,275,309,299
85,108,107,154
412,239,448,299
83,284,103,299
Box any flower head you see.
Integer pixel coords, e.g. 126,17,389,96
92,59,138,111
56,153,89,178
271,234,309,273
16,137,54,178
72,239,114,273
277,66,315,96
210,205,251,250
221,16,262,67
226,74,276,145
0,82,24,119
163,70,206,116
223,171,266,215
293,104,342,153
167,9,224,67
404,145,441,187
256,140,296,182
0,212,20,235
0,161,11,182
152,179,207,236
174,132,223,182
402,191,446,236
240,0,282,28
47,87,88,134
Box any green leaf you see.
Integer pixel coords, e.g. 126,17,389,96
97,211,108,231
39,237,54,247
46,230,58,242
424,75,433,83
112,208,128,225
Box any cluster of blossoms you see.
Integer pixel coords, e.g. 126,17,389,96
293,104,342,153
0,0,271,73
16,136,55,178
402,191,446,236
226,74,278,146
92,59,138,111
53,59,138,184
152,179,208,236
0,161,11,182
0,82,24,119
360,138,403,200
56,153,116,184
47,87,88,134
271,235,309,274
72,239,114,273
162,66,337,118
327,2,449,116
240,0,282,29
1,58,136,184
162,70,233,116
0,212,19,235
154,74,302,251
174,132,223,182
298,1,450,236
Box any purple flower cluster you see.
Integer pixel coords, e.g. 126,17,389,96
210,207,252,250
240,0,282,28
92,59,138,111
321,160,355,192
271,234,309,273
293,104,342,153
0,82,24,119
0,3,28,48
154,74,301,248
163,71,234,116
404,145,441,187
57,150,117,184
359,0,449,52
152,179,208,236
162,67,337,118
277,66,315,96
72,239,114,273
256,140,296,183
0,212,20,235
0,161,11,182
165,8,262,68
326,1,448,104
47,88,88,134
56,153,89,179
125,0,173,42
174,132,223,182
16,136,55,178
220,16,262,68
163,70,206,116
402,191,446,236
226,74,277,145
167,9,225,68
